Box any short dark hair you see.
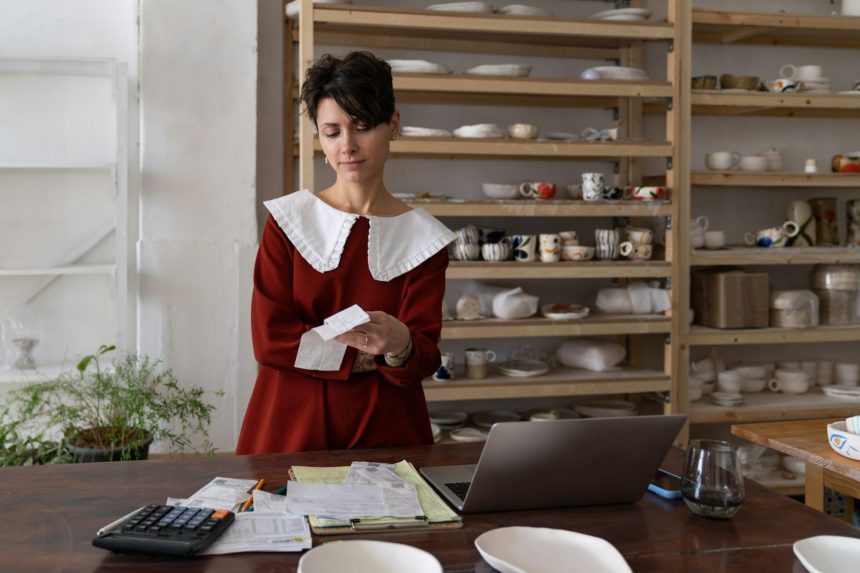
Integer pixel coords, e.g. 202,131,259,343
299,51,395,128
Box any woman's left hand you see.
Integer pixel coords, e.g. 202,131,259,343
334,311,411,356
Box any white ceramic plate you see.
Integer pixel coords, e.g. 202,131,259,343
541,303,590,320
574,399,638,418
836,90,860,95
822,385,860,398
591,66,649,81
497,358,551,378
426,1,494,13
387,59,452,75
400,126,453,138
590,7,651,20
497,4,552,16
449,427,489,442
546,131,580,140
475,527,632,573
472,409,522,428
299,540,443,573
793,535,860,573
465,64,532,77
428,410,468,427
453,123,505,138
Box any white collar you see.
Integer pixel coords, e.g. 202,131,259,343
264,190,455,282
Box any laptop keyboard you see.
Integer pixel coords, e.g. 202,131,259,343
445,481,471,501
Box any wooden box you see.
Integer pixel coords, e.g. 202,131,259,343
692,271,769,329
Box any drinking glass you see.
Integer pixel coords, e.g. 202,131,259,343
681,439,745,519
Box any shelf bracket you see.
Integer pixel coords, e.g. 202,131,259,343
664,216,672,230
612,161,620,174
612,108,620,122
667,40,674,53
665,157,673,170
666,97,673,111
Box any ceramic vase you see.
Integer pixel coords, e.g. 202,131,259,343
785,200,815,247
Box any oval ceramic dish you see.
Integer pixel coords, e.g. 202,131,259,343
449,427,489,443
496,358,550,378
827,421,860,461
428,410,468,428
475,526,633,573
793,535,860,573
541,303,590,320
299,540,443,573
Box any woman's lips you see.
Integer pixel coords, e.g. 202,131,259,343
339,159,365,170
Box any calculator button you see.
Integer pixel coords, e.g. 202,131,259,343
210,510,229,520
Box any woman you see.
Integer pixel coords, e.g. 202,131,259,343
236,52,455,454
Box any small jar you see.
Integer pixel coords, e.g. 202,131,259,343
804,159,818,174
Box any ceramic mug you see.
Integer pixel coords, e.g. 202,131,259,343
539,233,561,262
786,200,815,247
619,242,653,260
511,234,536,262
780,64,821,81
705,151,740,171
769,78,802,93
581,173,605,201
519,181,556,200
433,352,456,381
739,155,768,172
744,221,800,247
717,371,742,393
594,228,620,260
465,348,497,379
481,241,510,262
767,378,810,394
625,227,653,245
452,241,481,260
704,230,726,249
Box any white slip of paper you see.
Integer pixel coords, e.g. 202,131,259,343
202,512,312,555
180,477,260,512
313,304,371,341
285,482,423,519
252,489,289,513
293,331,347,371
345,461,404,485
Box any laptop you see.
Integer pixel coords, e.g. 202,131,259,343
420,414,686,514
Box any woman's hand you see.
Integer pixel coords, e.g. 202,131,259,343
334,311,411,356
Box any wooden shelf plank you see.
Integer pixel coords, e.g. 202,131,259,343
312,5,674,47
690,247,860,266
688,324,860,346
423,367,669,401
302,139,672,159
693,9,860,48
394,74,673,101
404,199,672,217
0,264,115,276
691,91,860,118
692,171,860,187
690,390,860,424
442,314,669,339
446,260,671,279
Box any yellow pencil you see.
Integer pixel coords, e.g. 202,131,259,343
240,478,265,512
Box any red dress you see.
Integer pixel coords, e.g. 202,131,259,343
236,215,449,454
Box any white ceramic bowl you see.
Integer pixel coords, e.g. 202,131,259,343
827,421,860,461
299,540,443,573
507,123,539,139
481,182,520,199
782,455,805,474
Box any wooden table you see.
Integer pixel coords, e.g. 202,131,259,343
733,417,860,518
1,443,858,573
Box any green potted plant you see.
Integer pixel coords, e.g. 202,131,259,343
7,344,220,462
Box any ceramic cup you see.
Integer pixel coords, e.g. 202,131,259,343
769,78,803,93
705,151,740,171
739,155,769,172
835,362,860,386
581,173,605,201
625,227,654,245
539,233,561,262
631,186,666,201
619,241,653,260
559,231,579,246
744,221,800,248
731,365,769,380
481,241,510,262
773,368,810,385
465,348,496,379
519,181,556,200
704,230,726,249
566,183,582,199
433,352,456,381
780,64,822,81
739,378,767,393
561,245,595,261
594,228,620,260
452,241,481,261
717,371,743,393
511,234,536,262
768,378,810,394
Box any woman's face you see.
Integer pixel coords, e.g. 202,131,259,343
316,97,398,185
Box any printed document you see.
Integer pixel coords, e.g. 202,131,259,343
294,304,370,370
202,512,311,555
179,476,259,512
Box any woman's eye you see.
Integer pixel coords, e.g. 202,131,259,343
323,131,339,139
356,124,370,132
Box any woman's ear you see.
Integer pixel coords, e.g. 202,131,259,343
390,109,400,140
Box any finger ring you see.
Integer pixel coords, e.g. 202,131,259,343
364,333,369,349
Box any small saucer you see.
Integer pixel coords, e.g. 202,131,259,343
497,358,550,377
472,410,522,428
449,427,489,442
541,303,589,320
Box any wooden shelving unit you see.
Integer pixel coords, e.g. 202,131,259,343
288,0,685,409
681,7,860,430
423,367,670,402
691,391,860,424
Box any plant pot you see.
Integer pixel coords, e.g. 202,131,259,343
65,430,152,463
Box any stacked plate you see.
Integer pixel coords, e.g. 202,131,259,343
426,1,494,13
465,64,532,77
541,303,590,320
589,7,652,21
528,408,581,421
472,410,522,428
400,126,453,138
449,427,490,443
802,78,832,93
822,385,860,399
497,358,551,377
710,391,744,407
497,4,552,17
429,410,467,429
589,66,650,81
453,123,505,138
285,0,351,18
388,59,452,75
574,399,638,418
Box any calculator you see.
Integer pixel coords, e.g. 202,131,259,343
92,504,235,556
